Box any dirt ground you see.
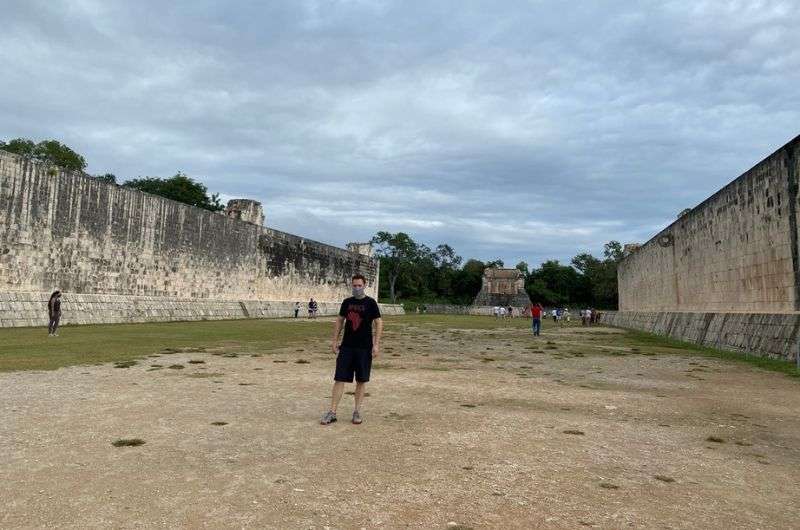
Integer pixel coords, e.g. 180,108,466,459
2,316,800,529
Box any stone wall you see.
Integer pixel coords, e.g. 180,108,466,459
618,134,800,313
0,292,403,327
0,150,386,327
600,310,800,361
422,304,528,316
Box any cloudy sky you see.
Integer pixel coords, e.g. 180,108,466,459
3,1,799,267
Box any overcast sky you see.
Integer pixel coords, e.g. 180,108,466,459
3,1,799,267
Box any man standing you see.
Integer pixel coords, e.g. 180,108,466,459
321,274,383,426
530,302,543,336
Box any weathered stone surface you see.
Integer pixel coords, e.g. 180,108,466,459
0,150,400,326
618,134,800,313
423,304,528,315
600,310,800,361
223,199,264,226
472,267,531,307
0,291,404,327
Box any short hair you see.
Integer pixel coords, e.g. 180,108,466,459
351,273,367,284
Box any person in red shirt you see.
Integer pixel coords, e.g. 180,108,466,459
529,302,544,336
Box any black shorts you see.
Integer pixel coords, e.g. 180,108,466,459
334,346,372,383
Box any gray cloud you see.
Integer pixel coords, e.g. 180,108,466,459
2,0,799,266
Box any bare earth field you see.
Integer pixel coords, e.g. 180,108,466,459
2,315,800,529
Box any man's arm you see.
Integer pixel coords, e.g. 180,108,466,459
331,315,344,354
372,317,383,358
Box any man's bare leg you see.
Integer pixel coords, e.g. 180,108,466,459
354,381,367,412
330,381,346,413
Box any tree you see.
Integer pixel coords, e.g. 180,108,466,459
433,244,462,269
0,138,35,157
604,240,624,263
1,137,87,172
371,231,429,303
570,240,624,308
92,173,117,184
515,261,530,276
123,172,224,212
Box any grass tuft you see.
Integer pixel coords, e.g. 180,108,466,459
112,438,145,447
114,360,137,368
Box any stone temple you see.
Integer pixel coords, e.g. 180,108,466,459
472,267,531,307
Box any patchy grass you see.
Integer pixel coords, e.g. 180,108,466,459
601,327,800,378
112,438,145,447
113,360,137,368
2,315,799,380
0,318,335,372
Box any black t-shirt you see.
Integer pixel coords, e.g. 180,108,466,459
339,296,381,350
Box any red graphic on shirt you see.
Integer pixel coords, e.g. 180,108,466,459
347,309,363,331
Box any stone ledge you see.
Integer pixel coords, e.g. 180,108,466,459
0,292,404,328
600,310,800,361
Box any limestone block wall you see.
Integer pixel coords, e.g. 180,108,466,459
618,134,800,312
0,291,404,328
600,310,800,361
0,150,378,311
422,304,528,316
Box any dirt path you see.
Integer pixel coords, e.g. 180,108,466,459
2,318,800,529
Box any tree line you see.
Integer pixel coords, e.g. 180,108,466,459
372,231,624,309
2,137,624,308
1,137,223,212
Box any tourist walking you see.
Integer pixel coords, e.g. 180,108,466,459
551,308,557,323
530,302,543,336
294,302,301,318
321,274,383,426
47,290,62,336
